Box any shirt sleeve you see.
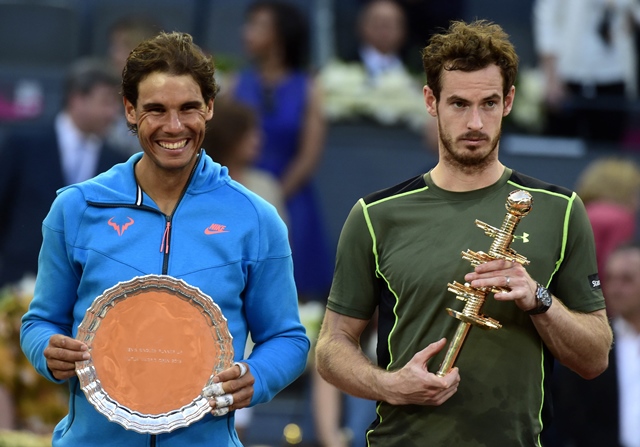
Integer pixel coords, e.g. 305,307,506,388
20,188,83,383
552,193,606,313
327,199,380,320
242,204,310,406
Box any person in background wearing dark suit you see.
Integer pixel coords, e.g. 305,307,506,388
0,58,125,288
353,0,408,81
547,242,640,447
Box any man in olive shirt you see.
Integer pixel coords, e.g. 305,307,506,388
316,20,612,447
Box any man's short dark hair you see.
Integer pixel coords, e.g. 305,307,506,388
121,31,219,133
64,57,120,107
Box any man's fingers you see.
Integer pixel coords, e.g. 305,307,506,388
44,345,90,363
215,362,250,382
211,407,229,417
234,362,248,377
207,362,255,415
412,338,447,365
209,384,254,412
203,382,225,397
49,334,88,352
214,394,234,408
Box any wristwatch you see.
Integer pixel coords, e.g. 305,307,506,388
526,283,552,315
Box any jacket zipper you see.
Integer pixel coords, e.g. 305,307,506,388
161,216,172,274
88,152,202,447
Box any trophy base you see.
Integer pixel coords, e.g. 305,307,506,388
447,308,502,330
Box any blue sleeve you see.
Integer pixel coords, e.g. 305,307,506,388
242,206,310,405
20,188,83,383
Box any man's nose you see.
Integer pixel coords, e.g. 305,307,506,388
467,107,483,130
164,110,185,132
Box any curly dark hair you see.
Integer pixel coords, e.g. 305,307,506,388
122,31,219,133
421,20,518,101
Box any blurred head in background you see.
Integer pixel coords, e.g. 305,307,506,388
576,157,640,290
203,98,262,171
358,0,406,56
108,17,159,72
604,243,640,324
242,0,309,70
63,58,121,137
576,157,640,211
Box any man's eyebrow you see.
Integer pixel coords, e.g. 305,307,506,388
141,102,164,111
181,100,204,108
141,101,204,111
446,95,468,103
446,93,502,103
483,93,502,101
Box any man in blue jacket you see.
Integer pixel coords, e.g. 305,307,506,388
20,31,310,446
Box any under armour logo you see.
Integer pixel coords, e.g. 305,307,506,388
108,217,135,236
205,223,228,235
513,232,530,243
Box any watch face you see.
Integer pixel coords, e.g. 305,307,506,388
537,285,552,307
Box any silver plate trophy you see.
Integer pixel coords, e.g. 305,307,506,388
75,275,234,434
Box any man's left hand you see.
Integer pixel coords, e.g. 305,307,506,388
204,362,254,416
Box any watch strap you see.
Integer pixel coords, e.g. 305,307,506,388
526,283,552,315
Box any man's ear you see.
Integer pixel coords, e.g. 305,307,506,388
206,98,214,121
503,85,516,117
423,85,437,118
124,97,137,125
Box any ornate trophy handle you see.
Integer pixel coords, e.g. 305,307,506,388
436,190,533,377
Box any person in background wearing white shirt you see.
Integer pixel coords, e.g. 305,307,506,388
608,243,640,447
547,242,640,447
0,58,125,289
533,0,640,144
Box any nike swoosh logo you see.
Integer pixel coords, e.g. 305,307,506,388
205,224,228,235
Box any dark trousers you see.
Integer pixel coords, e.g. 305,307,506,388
545,82,628,144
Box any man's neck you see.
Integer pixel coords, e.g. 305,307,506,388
134,160,192,215
429,161,505,192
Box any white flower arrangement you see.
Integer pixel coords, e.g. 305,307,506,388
510,68,546,133
318,60,428,132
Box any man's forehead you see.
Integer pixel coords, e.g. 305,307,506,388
439,67,504,98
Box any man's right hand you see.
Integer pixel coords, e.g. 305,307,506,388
383,338,460,406
43,334,90,380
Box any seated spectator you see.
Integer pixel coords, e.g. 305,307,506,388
0,58,126,288
319,0,427,130
353,0,409,81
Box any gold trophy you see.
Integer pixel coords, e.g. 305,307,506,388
436,190,533,377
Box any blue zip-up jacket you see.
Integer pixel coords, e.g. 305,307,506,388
21,151,310,446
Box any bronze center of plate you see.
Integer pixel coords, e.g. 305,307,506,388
92,290,217,415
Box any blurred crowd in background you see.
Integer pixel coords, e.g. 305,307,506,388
1,0,640,446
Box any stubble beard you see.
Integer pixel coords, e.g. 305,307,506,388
438,120,501,175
